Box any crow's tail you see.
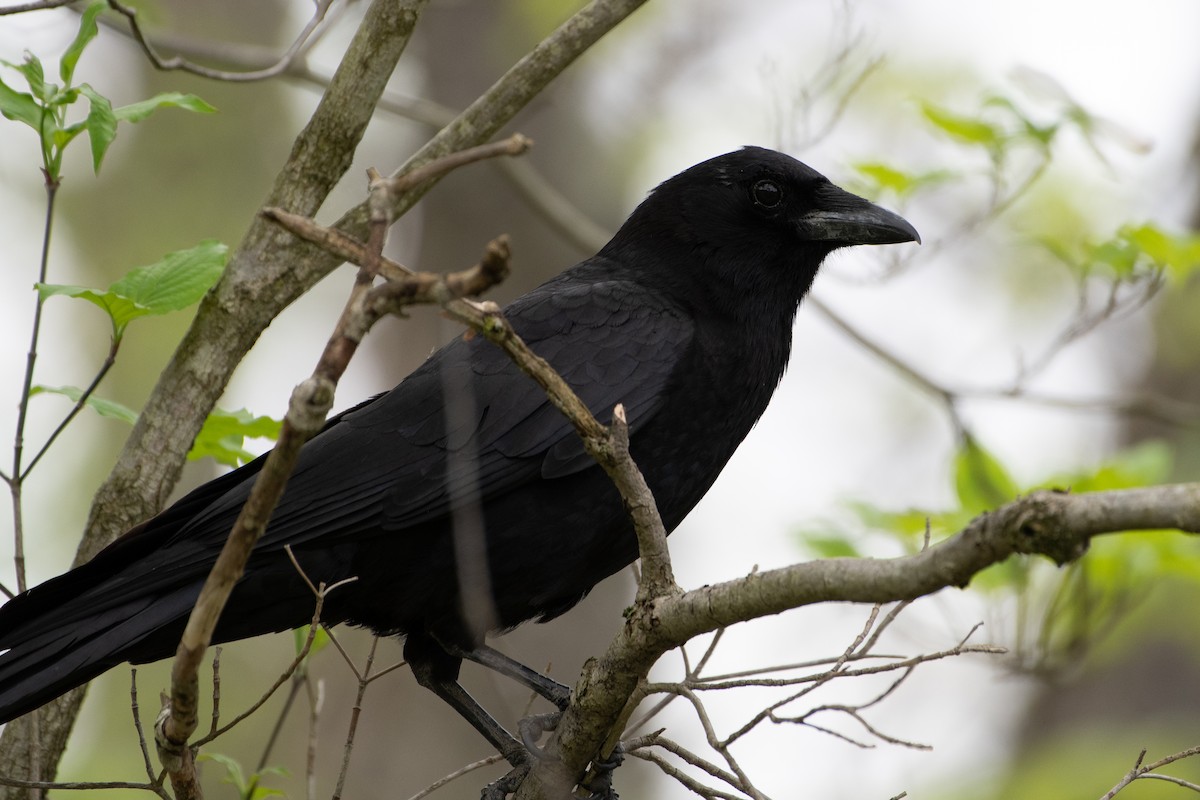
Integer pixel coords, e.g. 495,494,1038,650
0,571,198,723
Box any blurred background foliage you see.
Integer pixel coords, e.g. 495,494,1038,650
1,1,1199,798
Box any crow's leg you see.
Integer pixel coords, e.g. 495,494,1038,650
404,633,527,768
454,643,572,710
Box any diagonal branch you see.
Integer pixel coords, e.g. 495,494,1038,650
522,483,1200,798
154,199,516,799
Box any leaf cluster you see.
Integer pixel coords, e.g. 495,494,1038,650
0,3,213,180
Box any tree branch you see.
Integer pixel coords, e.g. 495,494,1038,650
153,197,516,798
520,484,1200,798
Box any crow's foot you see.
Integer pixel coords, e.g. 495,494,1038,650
518,711,561,759
481,763,528,800
581,743,624,800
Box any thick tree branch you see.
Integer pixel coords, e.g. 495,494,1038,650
519,483,1200,798
320,0,652,253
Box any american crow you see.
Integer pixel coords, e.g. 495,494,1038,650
0,147,917,764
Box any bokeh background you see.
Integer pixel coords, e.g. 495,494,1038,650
1,1,1199,797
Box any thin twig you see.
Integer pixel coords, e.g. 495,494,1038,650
193,583,342,747
626,748,746,800
208,648,221,738
129,671,169,798
403,754,507,800
331,636,379,800
646,736,743,792
305,678,323,800
22,338,120,477
1101,745,1200,799
0,778,163,792
0,0,74,14
106,0,337,81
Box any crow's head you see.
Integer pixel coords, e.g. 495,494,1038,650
604,147,919,313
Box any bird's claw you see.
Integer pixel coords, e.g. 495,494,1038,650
582,743,624,800
518,711,561,759
482,731,624,800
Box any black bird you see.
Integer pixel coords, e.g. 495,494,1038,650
0,147,917,767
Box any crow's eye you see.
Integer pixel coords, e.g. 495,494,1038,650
751,179,783,209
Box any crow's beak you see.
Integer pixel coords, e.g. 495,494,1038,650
795,182,921,246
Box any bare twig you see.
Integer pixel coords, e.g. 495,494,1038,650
403,754,507,800
775,666,932,751
106,0,338,81
0,777,165,792
305,678,323,800
1100,745,1200,799
1136,773,1200,792
643,736,743,793
722,606,883,748
628,628,728,734
129,671,169,799
22,338,120,477
0,0,73,15
208,649,221,738
627,747,746,800
382,135,533,195
331,637,379,800
687,644,1004,693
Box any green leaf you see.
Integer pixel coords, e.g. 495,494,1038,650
921,102,1003,148
0,75,42,130
112,91,217,123
188,407,281,467
1042,441,1172,493
37,240,227,338
954,434,1018,513
248,784,286,800
797,533,862,559
294,624,331,658
109,239,227,314
1121,223,1200,279
59,2,104,86
1086,236,1140,277
199,753,286,800
14,54,47,102
843,499,963,547
200,753,248,794
78,84,116,173
983,93,1058,150
35,282,148,339
30,385,137,424
851,162,955,200
55,120,88,151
